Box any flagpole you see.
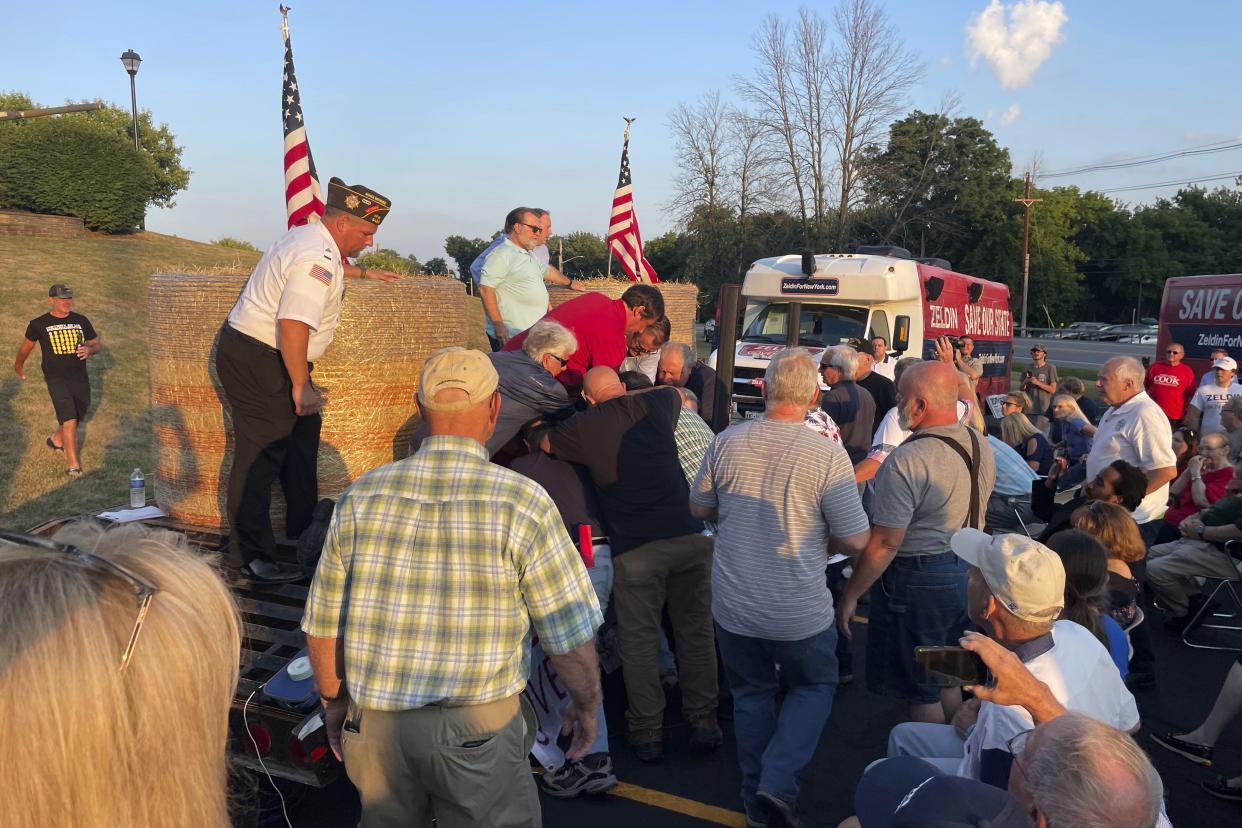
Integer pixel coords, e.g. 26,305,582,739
280,4,289,40
606,117,636,280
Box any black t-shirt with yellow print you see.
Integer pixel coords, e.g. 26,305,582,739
25,312,96,380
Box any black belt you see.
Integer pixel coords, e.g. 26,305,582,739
223,324,279,356
592,536,609,545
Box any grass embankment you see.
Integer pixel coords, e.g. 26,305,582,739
0,232,260,530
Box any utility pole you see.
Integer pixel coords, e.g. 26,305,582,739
1014,172,1042,336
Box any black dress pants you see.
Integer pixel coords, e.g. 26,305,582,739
214,325,320,566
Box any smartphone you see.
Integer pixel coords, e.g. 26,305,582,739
914,646,988,687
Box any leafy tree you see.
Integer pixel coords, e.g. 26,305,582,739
422,256,450,275
0,112,157,232
356,248,418,275
212,237,259,252
857,111,1013,269
549,231,609,278
0,91,189,209
444,235,491,285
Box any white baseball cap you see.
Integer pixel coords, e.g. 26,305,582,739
951,529,1065,622
1213,357,1238,372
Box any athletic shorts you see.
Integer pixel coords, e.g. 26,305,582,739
45,376,90,424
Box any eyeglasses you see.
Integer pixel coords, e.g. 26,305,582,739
1007,727,1035,756
0,529,157,674
1001,400,1020,409
545,353,569,368
1166,350,1182,355
518,222,546,235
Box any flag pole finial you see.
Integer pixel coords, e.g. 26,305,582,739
280,5,291,39
623,116,635,141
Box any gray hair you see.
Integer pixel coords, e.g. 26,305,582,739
894,356,922,384
522,320,577,363
1023,713,1163,828
1104,356,1146,387
677,386,700,411
659,341,695,380
820,345,859,378
764,348,820,406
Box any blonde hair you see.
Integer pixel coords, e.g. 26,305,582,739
1001,411,1041,445
1051,393,1087,422
1070,501,1147,564
0,522,240,828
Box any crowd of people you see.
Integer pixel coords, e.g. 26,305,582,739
8,192,1241,827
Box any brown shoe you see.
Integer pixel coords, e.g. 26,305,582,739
627,728,664,763
688,717,723,752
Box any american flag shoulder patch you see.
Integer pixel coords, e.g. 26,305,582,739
307,263,333,286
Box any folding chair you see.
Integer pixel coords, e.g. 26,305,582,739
1183,542,1242,652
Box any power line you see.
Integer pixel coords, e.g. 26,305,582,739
1041,139,1242,178
1097,171,1242,194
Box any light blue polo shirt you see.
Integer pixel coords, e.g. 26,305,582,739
480,238,550,336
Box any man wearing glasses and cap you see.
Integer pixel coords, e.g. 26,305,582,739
14,284,102,478
1187,357,1242,435
1144,342,1197,427
214,177,393,582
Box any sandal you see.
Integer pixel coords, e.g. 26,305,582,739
46,437,64,452
1201,775,1242,801
66,467,82,478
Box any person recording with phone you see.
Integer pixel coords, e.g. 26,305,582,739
883,529,1138,788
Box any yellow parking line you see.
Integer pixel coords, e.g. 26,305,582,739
610,782,749,827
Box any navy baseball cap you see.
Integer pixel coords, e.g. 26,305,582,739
855,757,1029,828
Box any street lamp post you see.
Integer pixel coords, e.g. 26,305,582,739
119,49,141,151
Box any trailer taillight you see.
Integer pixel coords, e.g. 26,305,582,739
246,723,272,756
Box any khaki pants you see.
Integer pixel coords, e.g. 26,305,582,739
342,694,539,828
612,533,717,735
1148,538,1242,616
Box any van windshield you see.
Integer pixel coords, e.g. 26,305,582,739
741,303,869,348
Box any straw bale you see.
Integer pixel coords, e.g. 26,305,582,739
148,272,467,529
462,295,492,352
547,279,699,347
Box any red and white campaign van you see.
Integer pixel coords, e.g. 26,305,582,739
709,248,1014,416
1157,273,1242,377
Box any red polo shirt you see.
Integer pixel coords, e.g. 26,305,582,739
1144,361,1196,420
503,293,628,392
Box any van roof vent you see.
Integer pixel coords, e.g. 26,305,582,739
916,257,953,270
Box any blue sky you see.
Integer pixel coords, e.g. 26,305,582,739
4,1,1240,263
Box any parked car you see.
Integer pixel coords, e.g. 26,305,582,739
1046,321,1111,340
1096,324,1158,343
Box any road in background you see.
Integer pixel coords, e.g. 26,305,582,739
1012,336,1153,373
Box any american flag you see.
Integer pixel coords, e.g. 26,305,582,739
281,8,324,229
607,135,658,283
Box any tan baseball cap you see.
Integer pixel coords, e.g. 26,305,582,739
417,347,498,412
951,529,1065,622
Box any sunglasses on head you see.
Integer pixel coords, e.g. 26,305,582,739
0,529,158,674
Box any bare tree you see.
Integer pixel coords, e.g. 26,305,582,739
828,0,921,249
791,7,834,228
667,91,730,222
735,14,809,234
729,111,777,221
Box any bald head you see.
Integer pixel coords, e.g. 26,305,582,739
583,366,625,405
897,361,962,431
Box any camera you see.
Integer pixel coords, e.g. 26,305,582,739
943,336,963,351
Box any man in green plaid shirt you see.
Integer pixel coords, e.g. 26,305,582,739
303,347,603,827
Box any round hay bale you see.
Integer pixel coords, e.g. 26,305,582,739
148,272,468,529
461,294,492,352
547,279,699,347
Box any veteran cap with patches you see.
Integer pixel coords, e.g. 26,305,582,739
327,177,391,225
417,347,499,412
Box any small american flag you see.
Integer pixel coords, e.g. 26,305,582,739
281,8,324,229
607,133,658,283
307,264,333,286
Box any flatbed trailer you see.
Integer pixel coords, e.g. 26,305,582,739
26,510,342,788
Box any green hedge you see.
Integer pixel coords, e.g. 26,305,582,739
0,116,159,233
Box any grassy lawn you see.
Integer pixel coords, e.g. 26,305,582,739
0,231,259,530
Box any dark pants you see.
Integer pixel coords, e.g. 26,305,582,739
214,325,320,567
826,558,853,675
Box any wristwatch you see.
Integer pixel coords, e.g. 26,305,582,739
1197,525,1206,540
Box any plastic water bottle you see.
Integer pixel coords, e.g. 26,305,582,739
129,468,146,509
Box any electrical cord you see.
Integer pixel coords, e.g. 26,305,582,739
242,686,294,828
